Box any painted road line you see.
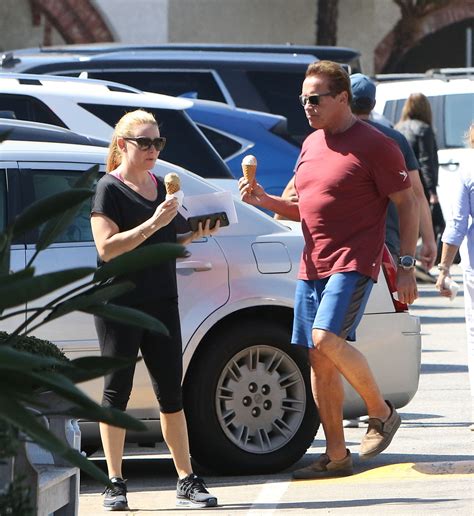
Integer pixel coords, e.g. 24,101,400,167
247,480,291,515
292,461,474,483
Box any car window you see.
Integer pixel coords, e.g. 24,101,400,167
86,70,227,103
0,94,68,128
0,169,6,232
445,93,474,148
78,103,233,179
22,169,95,244
198,125,243,159
245,71,311,143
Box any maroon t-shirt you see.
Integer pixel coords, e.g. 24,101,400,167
295,120,411,282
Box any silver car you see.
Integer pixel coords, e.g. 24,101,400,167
2,140,421,474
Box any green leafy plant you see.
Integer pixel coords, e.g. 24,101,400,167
0,162,186,486
0,475,33,516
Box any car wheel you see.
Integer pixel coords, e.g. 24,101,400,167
184,320,319,474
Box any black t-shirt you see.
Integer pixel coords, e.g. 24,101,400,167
91,173,178,306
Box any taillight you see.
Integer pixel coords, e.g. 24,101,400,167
381,245,408,312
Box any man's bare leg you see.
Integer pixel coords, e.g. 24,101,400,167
309,347,347,460
312,329,390,420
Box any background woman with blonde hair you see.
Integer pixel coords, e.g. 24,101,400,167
397,93,444,262
91,109,219,510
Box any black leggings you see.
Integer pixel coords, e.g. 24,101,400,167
94,299,183,413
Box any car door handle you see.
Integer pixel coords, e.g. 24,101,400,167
176,260,212,272
439,160,460,169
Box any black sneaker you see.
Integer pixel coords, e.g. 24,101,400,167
176,473,218,509
103,477,129,511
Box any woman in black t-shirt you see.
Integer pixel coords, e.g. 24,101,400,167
91,109,219,511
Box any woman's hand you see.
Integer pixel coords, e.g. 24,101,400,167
436,269,452,298
177,218,221,245
153,198,179,228
194,218,221,238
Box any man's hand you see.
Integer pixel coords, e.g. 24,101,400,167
418,240,437,270
396,269,418,305
238,177,266,206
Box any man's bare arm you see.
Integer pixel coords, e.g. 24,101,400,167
389,187,419,305
408,168,437,269
274,176,298,221
239,177,300,221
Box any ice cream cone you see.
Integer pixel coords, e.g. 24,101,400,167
241,155,257,190
164,172,181,195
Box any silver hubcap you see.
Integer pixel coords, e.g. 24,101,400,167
216,345,306,454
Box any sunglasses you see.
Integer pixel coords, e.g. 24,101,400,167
299,92,333,107
123,136,166,152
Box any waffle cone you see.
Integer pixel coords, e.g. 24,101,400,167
242,164,257,185
165,182,181,195
164,173,181,195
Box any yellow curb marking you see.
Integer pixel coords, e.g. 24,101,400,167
293,461,474,483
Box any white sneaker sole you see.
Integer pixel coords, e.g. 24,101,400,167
176,497,218,509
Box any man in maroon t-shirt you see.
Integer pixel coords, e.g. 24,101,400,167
239,61,418,479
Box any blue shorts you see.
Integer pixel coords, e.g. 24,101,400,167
291,272,373,348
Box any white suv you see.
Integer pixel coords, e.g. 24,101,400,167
1,140,421,474
374,75,474,219
0,73,236,191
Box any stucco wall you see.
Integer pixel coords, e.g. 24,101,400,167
0,0,64,52
337,0,401,74
168,0,317,45
94,0,168,43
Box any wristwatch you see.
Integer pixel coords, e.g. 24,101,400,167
397,255,416,270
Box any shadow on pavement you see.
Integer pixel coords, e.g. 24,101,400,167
419,316,466,324
212,498,456,512
421,363,468,374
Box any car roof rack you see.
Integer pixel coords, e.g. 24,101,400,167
425,67,474,78
373,73,425,82
0,71,142,93
0,52,21,68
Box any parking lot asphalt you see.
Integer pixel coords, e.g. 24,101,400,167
79,265,473,515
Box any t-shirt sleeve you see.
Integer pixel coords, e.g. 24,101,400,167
91,177,122,228
371,135,412,197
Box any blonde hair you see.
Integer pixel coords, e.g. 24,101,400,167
106,109,158,172
398,93,433,126
305,60,352,104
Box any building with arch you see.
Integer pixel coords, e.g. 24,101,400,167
0,0,472,75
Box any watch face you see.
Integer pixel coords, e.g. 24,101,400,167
400,256,415,268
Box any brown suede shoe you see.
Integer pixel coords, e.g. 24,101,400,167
359,400,401,460
292,450,353,479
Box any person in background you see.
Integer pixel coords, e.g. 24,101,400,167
436,122,474,431
396,93,444,267
350,74,437,272
91,109,219,511
240,61,419,479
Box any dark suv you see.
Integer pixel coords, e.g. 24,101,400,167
12,42,362,72
1,48,320,142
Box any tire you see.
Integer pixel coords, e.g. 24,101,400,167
184,320,319,474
